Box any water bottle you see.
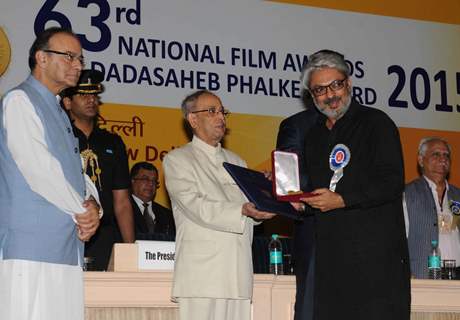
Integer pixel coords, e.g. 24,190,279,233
428,240,442,279
269,234,284,275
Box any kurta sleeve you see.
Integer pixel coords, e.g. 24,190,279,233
340,112,405,210
2,90,87,217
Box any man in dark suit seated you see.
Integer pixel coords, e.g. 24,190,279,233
130,162,176,239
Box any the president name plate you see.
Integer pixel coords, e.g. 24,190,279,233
136,240,175,270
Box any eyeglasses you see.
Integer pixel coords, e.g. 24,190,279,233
428,151,451,160
43,49,85,66
191,106,230,117
310,78,347,97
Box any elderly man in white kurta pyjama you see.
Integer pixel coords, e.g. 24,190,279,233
163,90,275,320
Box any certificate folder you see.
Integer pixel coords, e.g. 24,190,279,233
223,162,303,220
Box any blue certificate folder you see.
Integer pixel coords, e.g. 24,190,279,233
223,162,303,220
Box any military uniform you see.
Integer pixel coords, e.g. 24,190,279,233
74,126,130,270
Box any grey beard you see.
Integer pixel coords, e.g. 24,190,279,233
314,94,352,120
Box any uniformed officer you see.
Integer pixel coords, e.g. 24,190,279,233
61,69,135,270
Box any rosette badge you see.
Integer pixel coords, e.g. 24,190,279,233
450,200,460,216
329,144,351,192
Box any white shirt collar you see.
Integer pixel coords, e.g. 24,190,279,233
423,175,449,212
423,175,449,192
132,194,152,210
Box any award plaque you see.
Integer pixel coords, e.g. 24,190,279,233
272,150,314,202
223,162,303,220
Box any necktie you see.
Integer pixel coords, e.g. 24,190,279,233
142,202,155,233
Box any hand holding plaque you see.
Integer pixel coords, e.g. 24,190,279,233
272,150,314,202
223,162,303,220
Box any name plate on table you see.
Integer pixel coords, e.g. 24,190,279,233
136,240,175,270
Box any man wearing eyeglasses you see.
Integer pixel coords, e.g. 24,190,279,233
61,69,135,271
163,90,275,320
296,50,410,320
130,161,175,239
404,137,460,279
0,27,101,320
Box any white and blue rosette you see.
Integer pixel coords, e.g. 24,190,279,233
329,144,351,192
450,200,460,216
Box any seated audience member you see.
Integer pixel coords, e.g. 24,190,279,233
130,161,176,238
404,137,460,279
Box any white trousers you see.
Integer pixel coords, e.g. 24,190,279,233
0,259,84,320
178,297,251,320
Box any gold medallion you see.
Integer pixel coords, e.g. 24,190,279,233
81,148,103,190
0,27,11,78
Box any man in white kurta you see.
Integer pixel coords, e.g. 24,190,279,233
0,28,101,320
163,90,275,320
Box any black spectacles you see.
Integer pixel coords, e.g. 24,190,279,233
190,107,230,117
43,49,85,66
310,78,347,97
